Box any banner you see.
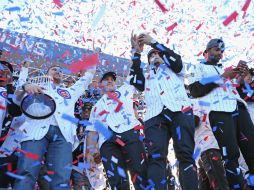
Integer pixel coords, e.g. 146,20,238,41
0,28,131,76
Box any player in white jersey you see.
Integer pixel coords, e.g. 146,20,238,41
13,64,96,190
0,58,29,188
130,32,198,190
85,71,148,189
186,38,254,190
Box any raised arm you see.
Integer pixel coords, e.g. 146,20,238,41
129,31,145,92
138,33,183,73
68,66,96,102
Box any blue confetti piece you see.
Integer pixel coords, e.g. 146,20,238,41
192,148,201,160
91,4,106,28
164,114,172,122
79,120,92,126
198,100,210,107
78,162,90,169
53,134,58,141
101,157,108,163
117,167,126,178
212,126,217,132
6,6,21,11
7,94,16,99
20,17,29,22
107,170,114,177
160,179,167,184
233,184,240,189
43,175,52,182
152,153,161,158
59,183,68,187
61,113,79,124
6,172,26,180
155,44,166,51
36,16,43,24
94,121,113,140
200,75,221,85
140,62,146,69
52,12,64,16
176,126,181,140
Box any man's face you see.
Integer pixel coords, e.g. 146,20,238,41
81,106,92,120
149,52,164,67
244,72,253,84
101,75,116,92
0,64,12,87
48,66,63,82
207,47,224,63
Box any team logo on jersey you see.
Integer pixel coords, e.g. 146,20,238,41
0,91,7,98
107,91,121,100
57,88,71,99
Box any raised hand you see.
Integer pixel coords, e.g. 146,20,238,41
138,33,154,46
131,31,143,53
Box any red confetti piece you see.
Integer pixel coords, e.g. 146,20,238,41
0,104,6,110
202,114,207,122
182,106,191,113
212,156,219,161
204,136,209,141
0,133,9,141
242,0,251,12
16,149,39,160
115,102,123,113
211,180,215,189
196,22,203,30
166,22,177,32
68,54,99,74
212,6,217,13
224,66,233,72
134,125,144,130
98,110,109,116
154,0,168,13
115,138,125,147
7,163,12,172
232,90,237,95
53,0,63,8
223,11,238,27
132,173,137,183
47,170,55,175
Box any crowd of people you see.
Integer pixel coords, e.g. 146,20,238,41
0,32,254,190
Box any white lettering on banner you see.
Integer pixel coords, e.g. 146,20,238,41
0,30,46,56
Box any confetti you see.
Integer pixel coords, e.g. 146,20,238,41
176,126,181,140
6,172,26,180
91,4,107,29
223,11,238,27
6,6,21,11
154,0,168,13
94,120,112,140
242,0,251,12
166,22,178,32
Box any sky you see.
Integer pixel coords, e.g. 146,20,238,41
0,0,253,67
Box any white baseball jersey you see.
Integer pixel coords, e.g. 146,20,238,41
13,69,95,147
186,63,247,112
0,67,28,138
144,64,191,121
86,79,142,148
